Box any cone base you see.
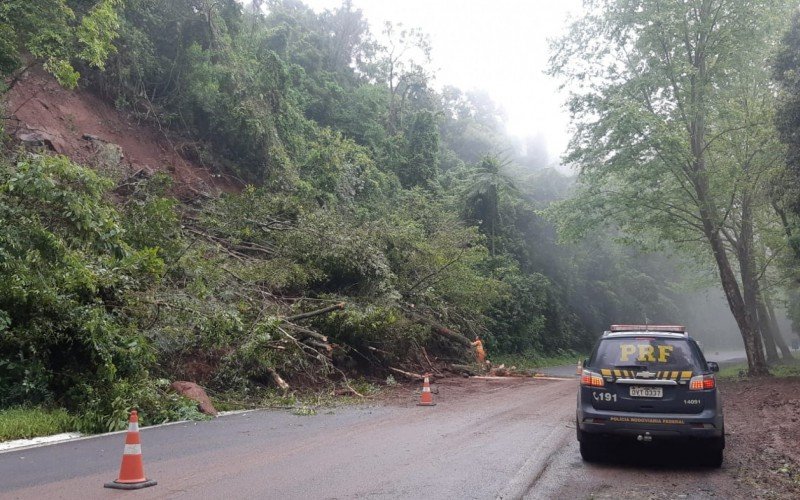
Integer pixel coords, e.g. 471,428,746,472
416,402,436,406
104,479,157,490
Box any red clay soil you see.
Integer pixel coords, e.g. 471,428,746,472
3,67,242,198
720,376,800,499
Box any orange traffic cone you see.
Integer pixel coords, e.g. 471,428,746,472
417,375,436,406
104,410,157,490
575,359,582,376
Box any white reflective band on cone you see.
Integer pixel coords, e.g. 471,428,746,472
123,444,142,455
422,387,430,393
128,422,139,431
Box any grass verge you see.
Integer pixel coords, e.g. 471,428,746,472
491,350,586,371
0,407,76,442
718,353,800,380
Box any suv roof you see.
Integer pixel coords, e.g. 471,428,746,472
602,331,689,339
603,324,689,338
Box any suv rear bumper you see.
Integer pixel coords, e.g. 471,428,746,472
577,403,724,441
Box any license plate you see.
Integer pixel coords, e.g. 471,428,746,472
629,386,663,398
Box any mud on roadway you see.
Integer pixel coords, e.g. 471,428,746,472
401,375,800,500
1,376,798,500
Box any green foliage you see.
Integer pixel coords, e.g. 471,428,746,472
0,0,121,89
74,379,207,433
0,406,75,441
0,0,727,430
0,154,160,415
397,110,439,188
773,9,800,263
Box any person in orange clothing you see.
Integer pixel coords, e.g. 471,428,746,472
471,337,487,364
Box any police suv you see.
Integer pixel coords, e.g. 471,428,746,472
577,325,724,467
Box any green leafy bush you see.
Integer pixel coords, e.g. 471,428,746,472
0,154,160,414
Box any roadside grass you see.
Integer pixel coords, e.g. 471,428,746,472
491,350,586,371
718,353,800,380
0,407,76,442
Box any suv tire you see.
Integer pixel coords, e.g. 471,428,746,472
579,432,604,462
700,437,724,468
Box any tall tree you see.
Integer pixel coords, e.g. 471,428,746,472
398,110,439,188
773,9,800,262
549,0,793,375
370,22,431,133
463,156,517,256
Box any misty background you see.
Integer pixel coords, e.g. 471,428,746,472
298,0,794,353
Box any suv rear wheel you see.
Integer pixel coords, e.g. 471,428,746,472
699,437,724,468
701,447,723,468
578,431,604,462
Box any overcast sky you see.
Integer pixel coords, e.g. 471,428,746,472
302,0,584,164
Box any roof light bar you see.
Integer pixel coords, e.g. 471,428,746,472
609,324,686,333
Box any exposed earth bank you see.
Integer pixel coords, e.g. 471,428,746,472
720,376,800,499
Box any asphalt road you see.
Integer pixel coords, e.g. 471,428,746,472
0,377,736,499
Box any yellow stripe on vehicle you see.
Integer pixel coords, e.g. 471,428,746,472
671,371,680,380
614,369,622,377
601,369,612,377
681,371,693,380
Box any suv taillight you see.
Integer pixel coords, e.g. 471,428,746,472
689,374,715,390
581,369,605,387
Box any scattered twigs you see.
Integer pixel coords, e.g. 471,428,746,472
275,303,346,355
405,248,465,295
274,325,362,397
421,347,438,374
244,217,293,232
182,225,277,257
284,302,346,322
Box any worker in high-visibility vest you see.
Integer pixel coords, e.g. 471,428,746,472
471,337,486,364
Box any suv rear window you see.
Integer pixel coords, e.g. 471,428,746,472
590,337,704,371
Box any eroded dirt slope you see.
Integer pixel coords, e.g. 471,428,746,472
4,68,241,197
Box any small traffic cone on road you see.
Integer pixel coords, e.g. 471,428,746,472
417,375,436,407
104,410,157,490
575,359,582,376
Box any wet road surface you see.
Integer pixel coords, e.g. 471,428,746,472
0,377,737,499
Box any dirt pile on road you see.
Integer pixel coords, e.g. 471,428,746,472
721,376,800,498
4,68,241,198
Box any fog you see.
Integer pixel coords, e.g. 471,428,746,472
681,289,795,354
303,0,583,167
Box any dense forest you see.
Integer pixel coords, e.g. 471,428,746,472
1,0,799,429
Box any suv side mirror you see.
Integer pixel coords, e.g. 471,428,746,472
707,361,719,373
583,358,589,368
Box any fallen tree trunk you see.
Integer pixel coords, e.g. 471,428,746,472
285,302,345,322
388,367,427,381
408,313,472,348
449,363,478,376
266,367,289,391
305,339,333,353
289,325,328,343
